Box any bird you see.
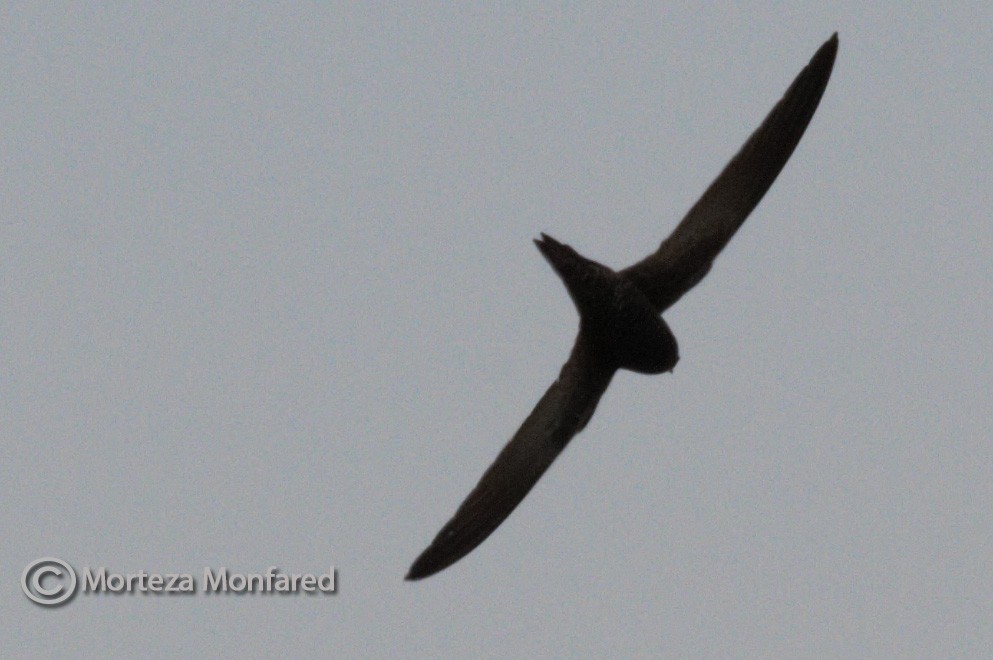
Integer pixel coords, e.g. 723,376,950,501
407,33,838,581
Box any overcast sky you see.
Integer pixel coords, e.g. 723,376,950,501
4,2,992,657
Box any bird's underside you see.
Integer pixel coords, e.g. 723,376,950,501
407,33,838,581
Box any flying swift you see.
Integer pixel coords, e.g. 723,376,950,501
408,33,838,581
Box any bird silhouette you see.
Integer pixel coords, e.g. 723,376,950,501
407,33,838,581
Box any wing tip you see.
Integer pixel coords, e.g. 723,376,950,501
815,32,839,69
405,543,455,581
404,566,426,581
405,557,432,582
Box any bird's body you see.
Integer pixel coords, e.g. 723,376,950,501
534,234,679,376
407,33,839,581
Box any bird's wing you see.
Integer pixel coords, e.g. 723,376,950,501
406,335,616,580
621,33,838,312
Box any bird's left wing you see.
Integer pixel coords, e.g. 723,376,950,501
406,334,615,580
621,33,838,312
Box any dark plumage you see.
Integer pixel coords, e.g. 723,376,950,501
407,33,838,581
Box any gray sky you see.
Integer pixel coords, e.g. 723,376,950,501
4,2,992,657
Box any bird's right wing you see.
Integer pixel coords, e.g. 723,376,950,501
621,33,838,312
406,335,615,580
